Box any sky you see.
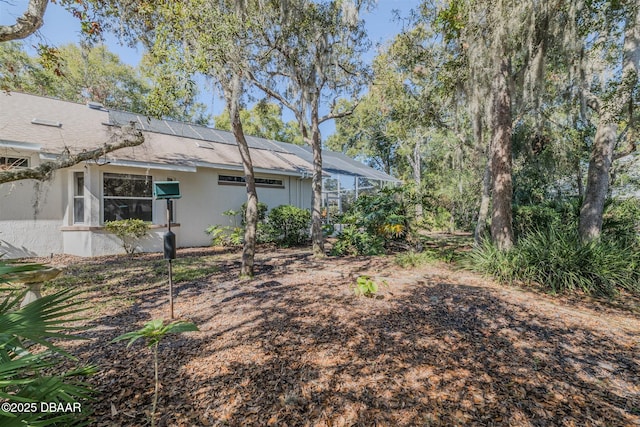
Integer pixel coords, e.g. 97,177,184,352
0,0,422,136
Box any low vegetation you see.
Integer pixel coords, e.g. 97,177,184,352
0,262,95,426
112,319,199,427
104,219,150,255
466,198,640,296
207,203,311,248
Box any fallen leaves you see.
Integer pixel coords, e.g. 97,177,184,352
40,247,640,426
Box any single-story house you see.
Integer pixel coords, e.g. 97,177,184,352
0,92,398,258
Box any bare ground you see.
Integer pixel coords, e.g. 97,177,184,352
39,247,640,426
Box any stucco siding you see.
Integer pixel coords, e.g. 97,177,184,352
0,163,312,258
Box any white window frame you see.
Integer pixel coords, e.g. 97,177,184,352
218,174,284,188
102,172,153,223
73,171,85,224
0,156,29,169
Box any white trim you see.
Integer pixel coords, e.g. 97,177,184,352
37,153,198,173
107,159,196,172
193,160,308,177
0,141,42,151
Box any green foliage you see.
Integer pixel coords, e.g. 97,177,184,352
602,198,640,245
112,319,199,427
205,225,244,247
205,224,227,246
241,201,268,225
213,102,303,145
395,247,456,267
420,206,454,232
0,262,95,426
206,203,270,247
513,199,581,238
112,319,199,348
352,275,382,298
465,228,640,297
332,188,408,256
331,225,385,256
264,205,311,247
104,219,150,255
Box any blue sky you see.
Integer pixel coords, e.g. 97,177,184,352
1,0,421,137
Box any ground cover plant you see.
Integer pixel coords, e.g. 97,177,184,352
22,245,640,426
0,262,95,426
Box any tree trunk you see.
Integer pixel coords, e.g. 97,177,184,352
310,108,325,258
411,137,423,224
489,56,514,250
474,154,492,245
579,120,617,241
579,6,639,242
227,74,258,277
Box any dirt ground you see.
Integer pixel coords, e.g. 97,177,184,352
39,247,640,426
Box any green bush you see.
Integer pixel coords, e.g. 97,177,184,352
332,187,408,256
241,201,268,225
602,198,640,245
264,205,311,247
420,206,453,232
331,225,385,256
104,219,150,255
205,224,227,246
513,198,581,238
465,228,640,296
206,202,270,247
0,262,95,426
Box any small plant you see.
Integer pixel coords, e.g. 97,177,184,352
0,262,95,426
205,224,226,246
353,275,384,297
111,319,199,427
104,219,150,255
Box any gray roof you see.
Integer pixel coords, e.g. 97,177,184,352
1,92,399,182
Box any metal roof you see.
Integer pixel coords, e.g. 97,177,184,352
1,92,399,182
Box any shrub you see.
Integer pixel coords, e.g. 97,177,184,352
602,198,640,246
331,225,385,256
104,219,150,255
332,187,409,256
205,224,227,246
513,198,581,238
465,228,640,296
241,201,268,225
264,205,311,247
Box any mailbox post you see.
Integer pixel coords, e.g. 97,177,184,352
153,181,181,319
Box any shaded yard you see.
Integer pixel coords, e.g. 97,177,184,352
42,247,640,426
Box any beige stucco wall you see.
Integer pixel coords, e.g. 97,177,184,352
0,160,312,258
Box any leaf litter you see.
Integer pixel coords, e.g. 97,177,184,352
38,247,640,426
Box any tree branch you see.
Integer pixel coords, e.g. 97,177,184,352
246,71,299,114
0,0,49,42
0,123,144,184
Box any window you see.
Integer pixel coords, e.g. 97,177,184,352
73,172,84,224
103,173,153,222
218,175,284,188
0,157,29,169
